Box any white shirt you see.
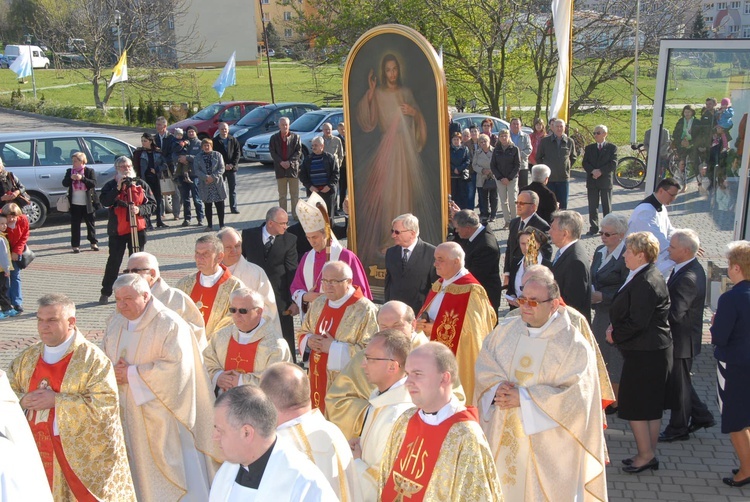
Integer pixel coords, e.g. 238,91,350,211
199,267,225,287
468,225,485,243
620,263,649,291
418,395,465,426
427,268,470,322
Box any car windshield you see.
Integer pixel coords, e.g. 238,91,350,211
192,104,225,120
235,107,271,127
290,112,325,132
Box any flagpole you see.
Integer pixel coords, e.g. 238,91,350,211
25,35,37,99
257,0,275,103
115,10,125,117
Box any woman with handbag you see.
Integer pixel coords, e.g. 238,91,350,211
62,152,99,253
473,133,497,223
0,159,29,208
134,133,169,229
1,203,30,313
193,138,226,230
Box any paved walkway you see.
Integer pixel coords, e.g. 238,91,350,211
0,112,747,501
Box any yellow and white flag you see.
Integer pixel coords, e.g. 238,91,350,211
108,50,128,88
550,0,573,122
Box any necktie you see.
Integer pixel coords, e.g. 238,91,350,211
519,220,525,231
598,143,602,151
553,249,562,264
402,248,409,270
264,235,274,257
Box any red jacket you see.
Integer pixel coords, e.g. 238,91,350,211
6,214,29,255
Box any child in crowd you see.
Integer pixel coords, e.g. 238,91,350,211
0,214,18,318
717,97,734,131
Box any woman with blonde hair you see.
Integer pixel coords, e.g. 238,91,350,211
62,152,98,253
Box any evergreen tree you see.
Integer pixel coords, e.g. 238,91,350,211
692,10,710,39
265,22,281,50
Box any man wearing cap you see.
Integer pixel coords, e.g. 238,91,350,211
290,193,372,315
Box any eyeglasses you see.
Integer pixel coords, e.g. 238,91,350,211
363,355,396,363
598,231,619,237
391,228,413,235
593,131,605,135
515,201,533,205
516,297,553,307
228,307,260,314
272,220,289,227
122,268,150,274
320,278,348,285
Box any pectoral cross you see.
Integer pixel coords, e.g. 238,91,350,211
195,295,208,315
229,353,249,372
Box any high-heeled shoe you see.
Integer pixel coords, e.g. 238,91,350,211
621,458,634,466
622,457,659,473
723,476,750,487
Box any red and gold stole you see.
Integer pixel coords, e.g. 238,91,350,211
190,266,232,326
223,334,261,374
27,353,96,501
417,275,480,354
309,287,363,413
381,408,478,502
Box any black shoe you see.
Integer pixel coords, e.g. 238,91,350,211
197,220,204,226
605,404,618,415
231,209,240,214
622,457,659,473
182,220,190,227
688,420,716,433
156,222,169,228
723,476,750,487
621,458,634,466
733,468,740,475
14,305,23,313
586,229,599,236
658,431,690,442
98,295,109,305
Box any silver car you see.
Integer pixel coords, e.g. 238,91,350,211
0,131,135,228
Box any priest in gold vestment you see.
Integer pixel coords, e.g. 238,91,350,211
203,287,291,391
415,242,497,405
298,261,378,413
379,342,502,501
8,293,135,501
103,274,221,501
176,234,245,340
475,274,607,501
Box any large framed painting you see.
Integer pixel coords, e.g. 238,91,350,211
343,24,449,300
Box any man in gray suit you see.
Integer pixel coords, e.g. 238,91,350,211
582,124,618,236
269,117,302,220
535,118,577,210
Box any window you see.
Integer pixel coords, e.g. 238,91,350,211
38,139,80,166
743,25,750,37
220,106,242,122
83,137,132,165
0,141,33,168
731,1,741,8
168,15,174,30
262,13,270,21
745,1,750,13
262,0,269,3
283,11,292,20
717,2,728,8
706,16,714,21
284,28,293,38
704,2,714,10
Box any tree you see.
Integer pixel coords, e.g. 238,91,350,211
265,22,281,50
691,10,710,39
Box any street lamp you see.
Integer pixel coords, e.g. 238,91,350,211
114,10,125,115
25,34,37,99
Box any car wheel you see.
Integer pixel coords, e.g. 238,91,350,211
164,194,173,214
44,63,49,69
24,194,48,229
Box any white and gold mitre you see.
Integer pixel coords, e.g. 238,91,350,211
296,192,329,233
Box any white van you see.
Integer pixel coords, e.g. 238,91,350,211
4,45,50,69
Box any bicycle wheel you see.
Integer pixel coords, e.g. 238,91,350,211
615,157,646,189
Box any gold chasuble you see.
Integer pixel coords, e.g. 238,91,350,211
8,330,136,501
175,265,244,340
475,308,607,501
379,407,502,502
299,287,378,413
417,274,497,404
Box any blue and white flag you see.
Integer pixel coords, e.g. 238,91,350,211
9,50,32,79
212,51,236,99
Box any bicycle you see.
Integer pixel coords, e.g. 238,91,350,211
614,144,647,189
664,149,704,190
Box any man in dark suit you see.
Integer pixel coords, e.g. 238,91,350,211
549,210,592,323
269,117,302,220
213,122,242,214
582,125,617,236
659,229,715,442
519,164,558,225
503,190,552,289
242,206,299,362
535,118,577,210
451,209,502,312
384,214,438,314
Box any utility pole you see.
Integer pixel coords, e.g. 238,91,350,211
257,0,275,103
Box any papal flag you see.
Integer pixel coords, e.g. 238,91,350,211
108,50,128,88
9,50,32,79
550,0,573,122
213,51,236,98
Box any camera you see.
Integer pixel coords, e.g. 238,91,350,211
120,176,136,188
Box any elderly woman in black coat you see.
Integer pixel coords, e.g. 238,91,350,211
607,231,671,474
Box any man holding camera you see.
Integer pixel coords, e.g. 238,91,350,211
99,156,156,305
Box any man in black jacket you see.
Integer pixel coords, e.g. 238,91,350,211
241,206,299,362
213,122,241,214
519,164,558,225
535,118,577,209
582,125,617,235
451,209,502,312
490,129,521,229
549,210,591,323
503,190,552,288
384,213,437,314
269,117,302,220
299,136,339,218
659,229,715,442
154,116,179,219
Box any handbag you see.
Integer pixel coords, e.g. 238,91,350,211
482,176,497,191
56,194,71,212
18,244,35,269
160,177,175,195
7,172,30,208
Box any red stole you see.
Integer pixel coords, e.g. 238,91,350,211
381,408,478,502
308,287,364,413
114,184,147,236
190,266,232,326
27,352,95,501
223,334,261,374
417,274,480,354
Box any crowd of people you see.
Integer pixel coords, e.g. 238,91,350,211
1,111,750,501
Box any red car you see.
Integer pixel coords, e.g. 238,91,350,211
168,101,268,139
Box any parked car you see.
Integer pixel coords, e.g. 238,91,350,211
243,108,343,165
168,101,267,140
4,45,50,69
0,132,135,228
452,113,533,135
225,102,320,158
0,55,9,69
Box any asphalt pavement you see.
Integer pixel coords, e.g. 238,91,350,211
0,109,746,501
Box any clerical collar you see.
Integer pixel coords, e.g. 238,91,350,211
375,375,407,397
527,311,560,338
643,193,663,212
238,318,265,344
418,395,463,425
328,286,356,308
468,225,485,243
235,438,276,489
43,330,76,364
441,268,469,291
277,409,314,431
199,267,225,287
